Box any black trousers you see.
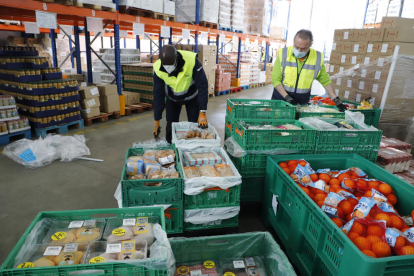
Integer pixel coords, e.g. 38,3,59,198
166,96,200,144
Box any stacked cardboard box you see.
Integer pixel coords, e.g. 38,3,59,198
215,64,231,92
219,0,231,29
197,45,217,96
123,91,141,105
244,0,273,36
231,0,244,32
176,0,219,24
97,84,120,113
265,63,273,84
330,17,414,140
79,86,101,119
218,52,252,86
122,63,154,103
250,58,260,85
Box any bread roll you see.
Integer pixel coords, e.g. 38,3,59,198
33,257,55,267
106,226,134,243
75,227,100,242
52,251,84,266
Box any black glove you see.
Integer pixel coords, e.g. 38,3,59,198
333,97,347,112
284,94,297,105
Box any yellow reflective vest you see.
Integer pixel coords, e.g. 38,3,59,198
153,50,196,96
278,46,323,94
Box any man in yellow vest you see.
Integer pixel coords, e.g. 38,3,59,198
152,45,209,143
271,29,346,111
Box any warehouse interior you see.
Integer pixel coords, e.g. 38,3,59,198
1,0,414,275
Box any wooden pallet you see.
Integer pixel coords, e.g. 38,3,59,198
230,86,242,93
35,120,84,138
199,21,218,29
124,103,153,116
119,6,176,21
74,0,116,12
35,0,74,5
0,129,31,146
84,111,121,126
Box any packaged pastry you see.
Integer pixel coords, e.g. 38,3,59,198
174,260,219,276
199,165,219,177
143,157,161,175
163,170,179,179
215,164,234,177
129,174,146,180
147,171,163,179
43,219,105,244
219,257,267,276
155,149,175,165
143,150,157,161
82,240,147,264
184,150,224,166
14,243,88,268
104,217,156,246
184,167,201,179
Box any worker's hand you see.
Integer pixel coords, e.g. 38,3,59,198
284,94,297,105
153,120,161,138
333,97,347,112
198,112,208,129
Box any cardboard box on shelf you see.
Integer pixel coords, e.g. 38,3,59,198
334,29,346,41
97,84,118,96
81,97,100,109
330,52,342,64
63,73,84,81
79,86,100,99
383,27,414,42
7,36,25,45
367,28,386,41
351,42,369,54
367,42,382,55
381,17,414,28
164,0,175,15
350,29,369,42
25,38,38,45
100,94,120,113
341,42,354,54
379,42,414,56
123,91,141,105
81,106,100,119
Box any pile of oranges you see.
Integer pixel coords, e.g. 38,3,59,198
279,159,414,258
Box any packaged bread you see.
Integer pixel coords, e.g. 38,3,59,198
83,240,147,264
156,149,175,165
147,171,163,179
163,170,179,178
43,219,105,244
215,164,234,177
143,157,161,175
199,165,219,177
184,167,201,179
184,150,224,166
143,150,157,161
129,174,146,180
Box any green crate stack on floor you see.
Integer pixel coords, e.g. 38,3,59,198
118,146,184,234
121,63,154,103
225,99,309,202
172,122,242,232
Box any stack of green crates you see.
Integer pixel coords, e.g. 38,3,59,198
225,99,298,202
120,146,184,234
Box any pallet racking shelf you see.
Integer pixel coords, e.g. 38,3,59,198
0,0,289,96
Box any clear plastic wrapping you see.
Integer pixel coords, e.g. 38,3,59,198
224,137,300,157
43,219,105,244
2,134,90,168
83,240,147,263
184,206,240,225
215,164,234,177
103,217,156,246
132,139,170,149
199,165,219,177
172,122,221,149
219,256,267,276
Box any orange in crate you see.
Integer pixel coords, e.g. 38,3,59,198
362,250,377,258
390,215,404,230
331,217,344,228
367,225,385,237
372,241,391,258
366,235,381,245
353,237,371,251
379,183,392,195
374,213,391,227
348,232,360,241
351,222,366,236
401,246,414,255
387,194,398,205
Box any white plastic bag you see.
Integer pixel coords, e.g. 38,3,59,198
178,147,242,195
172,122,221,149
184,206,240,224
2,134,90,168
132,139,170,149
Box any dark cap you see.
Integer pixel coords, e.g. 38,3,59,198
160,45,177,65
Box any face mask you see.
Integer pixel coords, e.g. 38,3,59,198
293,47,308,58
163,63,176,74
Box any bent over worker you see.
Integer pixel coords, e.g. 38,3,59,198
152,45,209,143
271,29,346,111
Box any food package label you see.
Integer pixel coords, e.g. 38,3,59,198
352,197,376,218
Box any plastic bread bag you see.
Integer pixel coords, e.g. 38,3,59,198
127,158,144,176
168,232,296,276
156,149,175,166
129,173,146,180
183,150,224,167
224,137,299,157
179,147,242,195
143,157,162,175
174,260,219,276
172,122,221,149
344,110,377,131
132,138,170,149
147,171,164,179
215,164,234,177
143,150,157,161
82,240,147,264
184,167,201,179
219,256,267,276
14,243,89,268
199,165,219,177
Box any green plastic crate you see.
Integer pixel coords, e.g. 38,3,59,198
0,207,167,276
342,99,381,128
121,146,183,205
184,185,241,209
297,105,345,119
225,115,234,140
316,127,381,153
240,177,265,202
184,208,239,231
314,148,379,163
169,232,297,276
164,202,184,234
226,99,296,120
232,119,317,151
262,154,414,276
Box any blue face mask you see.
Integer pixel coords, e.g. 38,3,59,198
293,47,308,58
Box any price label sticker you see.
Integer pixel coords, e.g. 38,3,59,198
190,270,202,276
347,79,352,87
364,57,370,65
106,243,122,253
84,220,96,226
359,81,365,90
372,84,378,93
344,31,349,39
381,44,388,53
378,58,384,67
51,231,66,241
332,42,336,50
361,69,367,78
64,243,78,252
356,94,361,102
341,55,346,63
336,78,341,85
44,246,62,256
367,44,373,53
122,240,136,251
68,221,84,228
330,65,334,72
244,257,256,267
17,262,34,268
353,44,359,52
182,29,190,40
375,71,381,79
344,90,350,98
136,217,148,224
112,228,126,236
123,218,136,226
233,260,245,268
203,260,215,269
89,256,105,264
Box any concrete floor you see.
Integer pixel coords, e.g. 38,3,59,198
0,84,275,264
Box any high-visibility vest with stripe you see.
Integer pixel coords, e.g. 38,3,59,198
278,46,323,94
153,50,196,97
